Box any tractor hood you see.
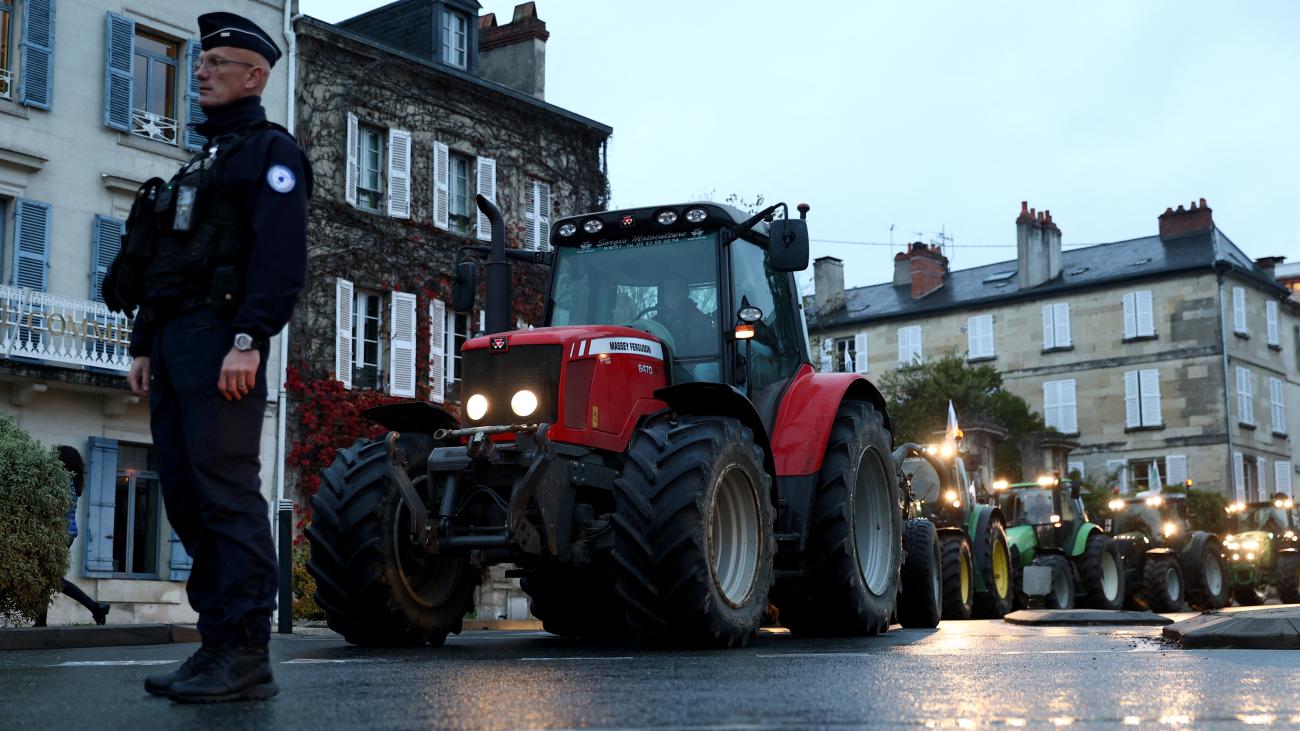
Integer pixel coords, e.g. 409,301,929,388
463,325,666,358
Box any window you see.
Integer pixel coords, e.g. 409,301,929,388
1122,291,1155,339
0,1,12,98
357,125,385,212
449,153,472,234
112,444,161,576
130,29,179,143
1042,379,1078,434
1042,303,1071,350
1128,458,1168,492
1107,459,1128,492
104,14,202,147
967,314,994,359
1232,286,1247,335
352,289,387,390
1236,366,1255,426
832,336,856,372
1124,368,1162,428
897,325,922,366
1267,300,1280,347
441,8,469,68
729,238,804,393
1270,377,1286,434
1242,455,1260,501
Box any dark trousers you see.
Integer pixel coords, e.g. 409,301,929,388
35,537,100,626
149,308,276,646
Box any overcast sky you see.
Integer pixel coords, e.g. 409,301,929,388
300,0,1300,290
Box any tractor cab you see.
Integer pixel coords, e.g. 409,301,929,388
995,475,1086,552
1222,495,1300,605
898,444,975,526
1106,492,1191,547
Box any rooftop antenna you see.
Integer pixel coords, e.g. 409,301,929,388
931,226,954,258
889,224,895,255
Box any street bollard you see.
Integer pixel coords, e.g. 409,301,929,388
278,499,293,634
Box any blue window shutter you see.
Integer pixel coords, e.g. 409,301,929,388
17,0,55,109
103,13,135,132
90,215,124,302
83,437,119,578
12,199,51,291
168,528,193,581
183,40,207,151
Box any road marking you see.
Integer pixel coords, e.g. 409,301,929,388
282,658,388,664
760,647,1161,660
51,660,174,667
519,656,635,662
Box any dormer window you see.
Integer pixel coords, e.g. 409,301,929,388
441,8,469,68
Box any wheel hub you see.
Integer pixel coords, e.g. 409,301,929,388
709,464,762,607
852,448,894,596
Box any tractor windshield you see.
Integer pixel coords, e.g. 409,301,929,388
550,231,722,382
1007,489,1056,527
1114,503,1161,536
1239,505,1294,533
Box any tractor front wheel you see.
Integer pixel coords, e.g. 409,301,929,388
940,534,974,620
613,416,775,648
898,519,942,628
307,435,479,647
972,519,1015,618
772,401,902,637
1077,533,1125,610
1138,553,1184,613
1182,532,1230,610
1278,552,1300,604
1032,554,1075,609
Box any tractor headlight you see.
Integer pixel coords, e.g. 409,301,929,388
685,207,708,223
1162,522,1178,537
1225,540,1239,550
1037,475,1055,487
558,222,577,237
1232,553,1240,561
1109,499,1125,512
1146,496,1163,508
583,219,604,234
1243,539,1260,551
992,479,1009,491
466,394,489,421
656,210,678,225
1246,552,1256,561
945,490,958,503
510,389,539,418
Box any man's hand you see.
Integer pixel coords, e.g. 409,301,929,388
219,347,261,401
128,357,150,396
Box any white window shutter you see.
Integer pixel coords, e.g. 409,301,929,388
335,278,354,389
475,156,497,242
1244,369,1255,424
1166,454,1187,487
536,181,552,251
1270,378,1286,434
1275,461,1293,497
524,181,537,251
820,338,833,372
1042,305,1054,349
1259,457,1268,495
1122,292,1136,339
388,292,417,398
912,326,922,361
854,333,868,373
968,316,979,357
1124,371,1140,428
1137,291,1154,336
1266,300,1279,345
981,315,994,357
433,141,450,230
897,328,908,366
1233,287,1246,333
386,129,411,219
1233,451,1245,502
345,113,359,208
1042,381,1059,431
1062,379,1078,433
1055,303,1071,347
428,299,446,403
1139,369,1161,426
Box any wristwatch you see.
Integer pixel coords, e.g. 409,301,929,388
233,333,258,352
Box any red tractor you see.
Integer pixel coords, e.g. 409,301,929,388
307,198,902,648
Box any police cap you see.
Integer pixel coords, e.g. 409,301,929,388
198,12,281,67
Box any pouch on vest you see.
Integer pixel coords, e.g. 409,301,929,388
102,177,167,313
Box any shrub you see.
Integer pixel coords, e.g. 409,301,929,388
291,541,324,621
0,416,72,623
1186,488,1228,535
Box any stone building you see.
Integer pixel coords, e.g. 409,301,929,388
809,200,1298,502
0,0,292,625
288,1,610,619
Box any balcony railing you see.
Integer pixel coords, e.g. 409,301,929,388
130,108,178,144
0,286,134,373
0,68,12,100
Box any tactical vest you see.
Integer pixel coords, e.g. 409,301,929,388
108,120,289,317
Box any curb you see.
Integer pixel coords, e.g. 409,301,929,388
1163,607,1300,649
0,624,200,652
1004,609,1172,626
461,619,544,631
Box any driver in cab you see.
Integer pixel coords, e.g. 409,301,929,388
653,277,714,357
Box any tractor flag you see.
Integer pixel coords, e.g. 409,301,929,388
1151,459,1162,493
945,401,961,444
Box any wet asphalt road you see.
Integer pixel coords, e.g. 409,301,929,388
3,619,1299,730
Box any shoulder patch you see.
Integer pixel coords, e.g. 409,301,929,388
266,165,296,194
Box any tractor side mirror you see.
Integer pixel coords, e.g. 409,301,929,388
768,218,809,272
452,261,477,312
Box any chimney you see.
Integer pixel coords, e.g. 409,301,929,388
1255,256,1285,279
813,256,845,315
906,242,948,299
478,3,549,100
1158,198,1214,241
893,251,910,286
1016,201,1062,289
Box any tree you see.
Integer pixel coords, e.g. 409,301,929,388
0,416,71,624
878,354,1046,479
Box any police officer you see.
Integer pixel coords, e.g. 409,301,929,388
108,11,309,704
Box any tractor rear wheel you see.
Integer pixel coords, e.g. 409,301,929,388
771,401,902,637
1182,532,1230,610
307,435,478,647
1138,553,1184,613
898,519,942,628
612,416,775,648
521,567,626,639
939,534,974,620
972,519,1014,618
1032,554,1075,609
1278,552,1300,604
1077,533,1125,610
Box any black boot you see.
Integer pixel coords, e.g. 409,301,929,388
144,644,222,697
168,644,278,703
92,603,111,626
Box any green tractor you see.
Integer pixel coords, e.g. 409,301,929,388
1223,494,1300,606
1104,492,1230,612
895,443,1015,620
992,475,1125,610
